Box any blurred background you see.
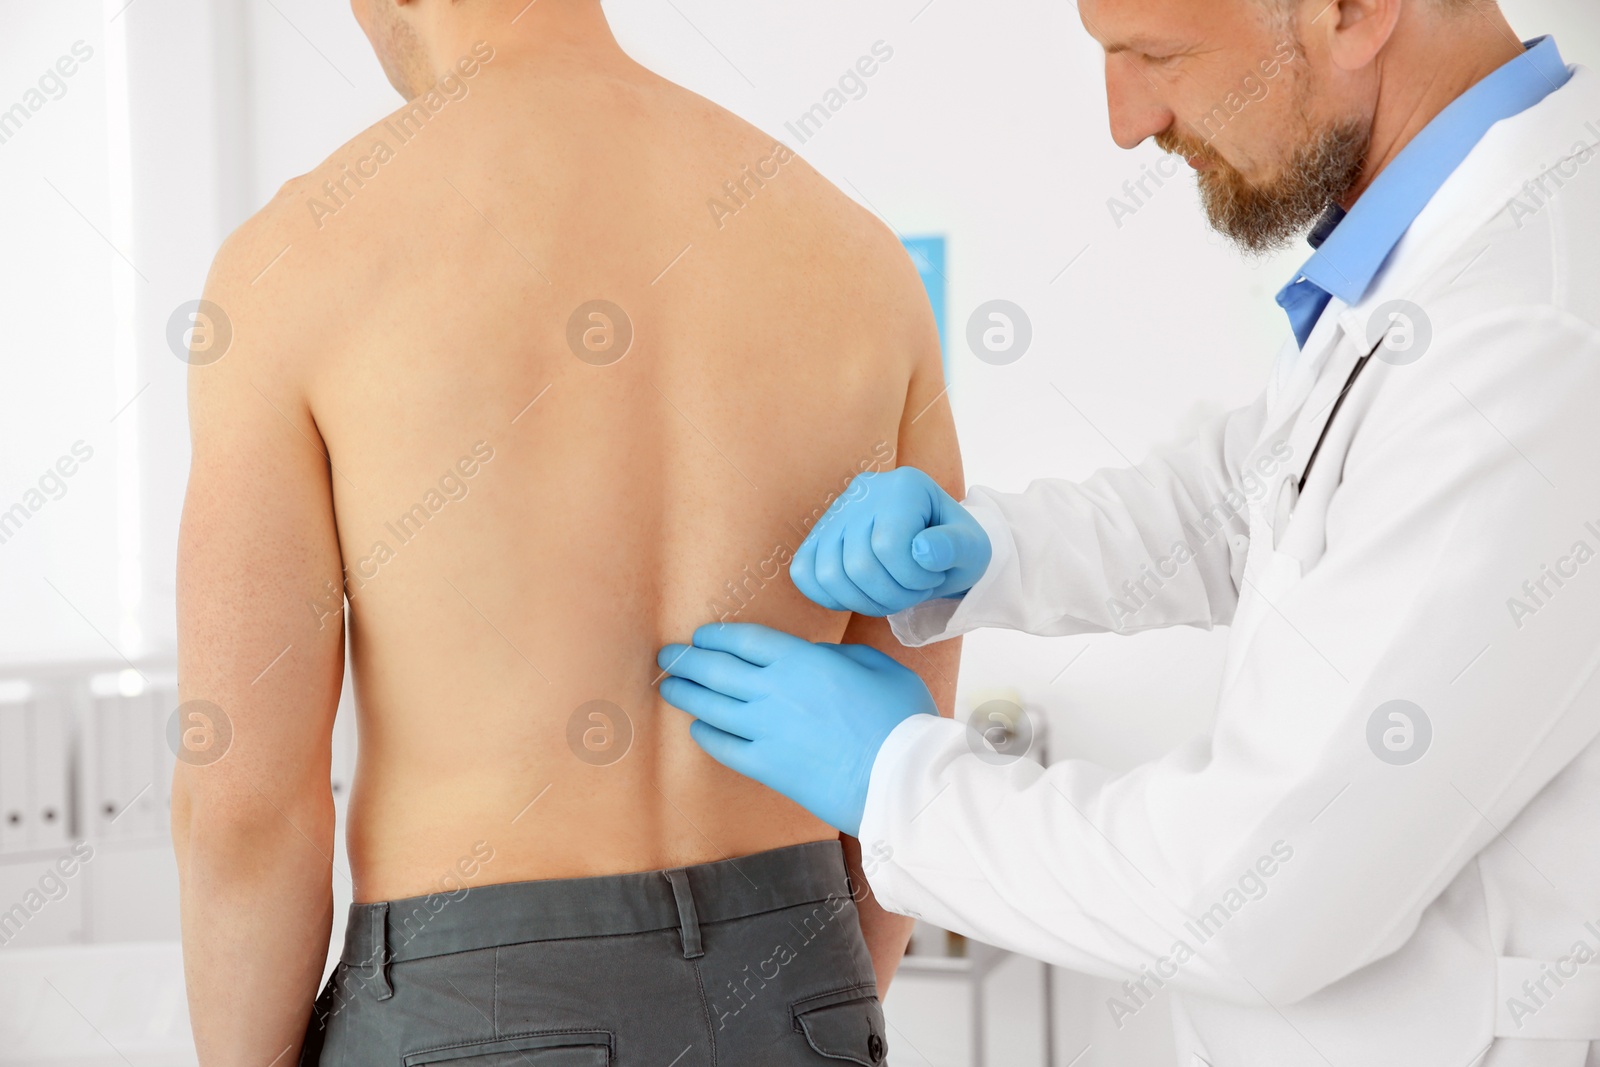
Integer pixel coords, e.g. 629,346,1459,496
1,1,1596,1063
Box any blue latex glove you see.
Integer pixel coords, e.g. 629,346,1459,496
657,623,938,836
790,467,992,617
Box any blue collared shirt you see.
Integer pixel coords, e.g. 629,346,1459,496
1276,36,1571,351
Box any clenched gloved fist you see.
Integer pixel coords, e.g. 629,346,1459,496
789,467,991,617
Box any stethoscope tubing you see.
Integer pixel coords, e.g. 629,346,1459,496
1296,333,1389,496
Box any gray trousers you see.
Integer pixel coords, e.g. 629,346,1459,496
299,840,888,1066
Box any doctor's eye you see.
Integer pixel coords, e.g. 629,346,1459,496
1138,49,1188,70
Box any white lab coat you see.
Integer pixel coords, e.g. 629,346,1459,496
866,66,1600,1066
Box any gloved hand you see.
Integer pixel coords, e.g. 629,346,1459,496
790,467,992,617
657,623,938,836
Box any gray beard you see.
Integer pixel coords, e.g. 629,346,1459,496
1199,119,1372,255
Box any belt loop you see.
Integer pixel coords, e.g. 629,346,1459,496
367,902,394,1000
663,869,704,959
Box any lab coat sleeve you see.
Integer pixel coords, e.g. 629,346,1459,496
888,394,1270,646
861,309,1600,1007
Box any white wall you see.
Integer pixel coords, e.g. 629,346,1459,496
3,1,1599,1064
0,6,122,663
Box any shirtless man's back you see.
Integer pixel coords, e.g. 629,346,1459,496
171,2,961,1064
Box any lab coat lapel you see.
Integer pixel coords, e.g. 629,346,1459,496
1261,305,1357,459
1222,313,1366,695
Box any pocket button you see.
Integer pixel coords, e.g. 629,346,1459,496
867,1033,885,1062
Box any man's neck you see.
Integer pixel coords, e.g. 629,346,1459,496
1340,11,1526,207
408,0,625,94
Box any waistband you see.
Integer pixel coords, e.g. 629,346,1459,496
342,839,849,978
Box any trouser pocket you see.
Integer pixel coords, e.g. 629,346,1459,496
790,986,888,1066
403,1030,614,1067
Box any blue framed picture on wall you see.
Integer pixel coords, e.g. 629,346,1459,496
901,235,948,381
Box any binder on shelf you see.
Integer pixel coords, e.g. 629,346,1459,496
0,688,29,854
89,676,140,840
30,691,71,850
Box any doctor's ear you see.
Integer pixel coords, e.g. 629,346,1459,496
1299,0,1402,73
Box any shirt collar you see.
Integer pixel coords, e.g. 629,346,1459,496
1280,35,1571,312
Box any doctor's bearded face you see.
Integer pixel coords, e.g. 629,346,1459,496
1081,0,1371,253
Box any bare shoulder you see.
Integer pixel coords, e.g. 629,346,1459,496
702,94,913,264
189,167,356,421
224,70,474,271
779,147,940,373
195,191,310,380
196,101,425,396
660,79,935,352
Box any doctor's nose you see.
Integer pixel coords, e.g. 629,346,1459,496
1104,54,1175,151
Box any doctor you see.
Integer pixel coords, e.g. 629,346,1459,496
659,0,1600,1063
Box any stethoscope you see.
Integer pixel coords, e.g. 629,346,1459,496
1296,332,1388,495
1274,331,1389,545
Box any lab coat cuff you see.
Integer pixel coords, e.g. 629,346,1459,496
887,490,1017,647
857,712,967,917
